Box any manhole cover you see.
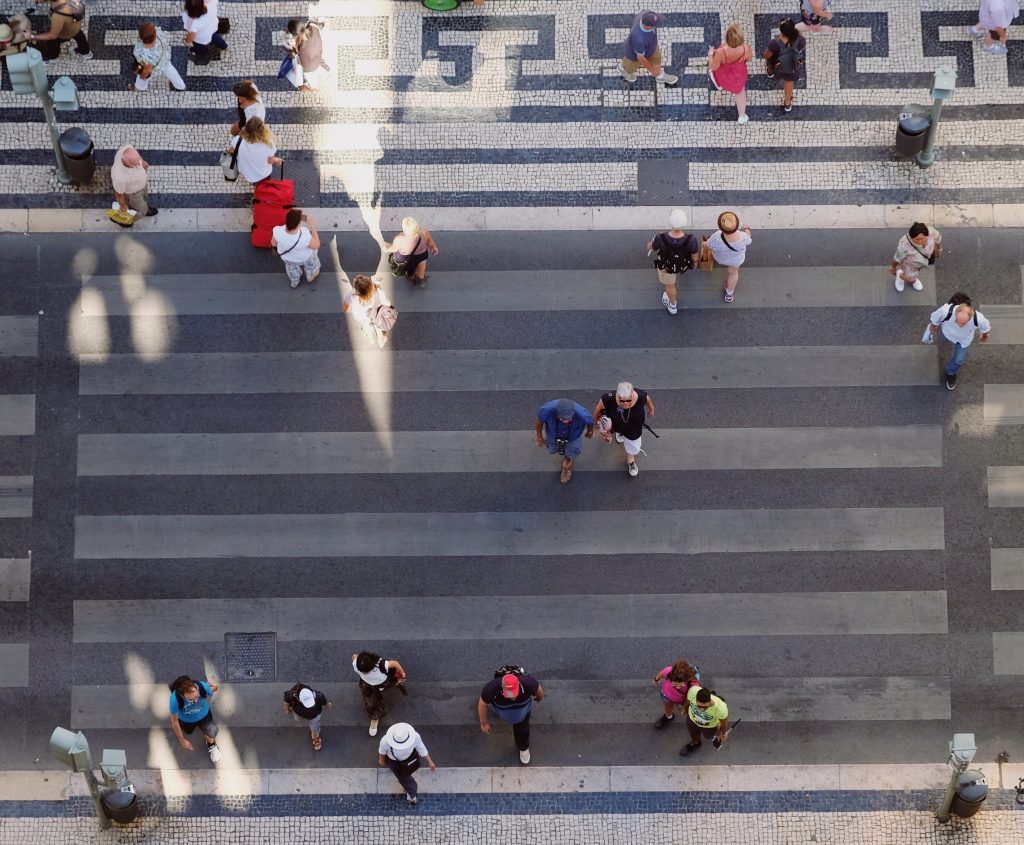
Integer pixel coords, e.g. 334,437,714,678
224,632,277,682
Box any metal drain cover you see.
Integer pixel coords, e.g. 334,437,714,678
224,631,277,682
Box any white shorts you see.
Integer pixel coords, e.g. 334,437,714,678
623,436,642,456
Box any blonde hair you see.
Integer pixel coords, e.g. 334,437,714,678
725,24,745,48
241,117,275,147
718,211,739,234
401,216,420,239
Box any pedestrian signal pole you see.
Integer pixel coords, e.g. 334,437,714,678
7,47,79,185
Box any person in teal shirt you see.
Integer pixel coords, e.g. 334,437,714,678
168,675,221,762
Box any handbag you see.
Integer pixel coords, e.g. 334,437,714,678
390,749,420,778
217,17,230,35
370,302,399,333
698,237,714,272
220,137,241,182
278,54,295,80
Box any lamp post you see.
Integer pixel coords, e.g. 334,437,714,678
917,66,957,169
50,727,110,830
6,48,79,185
936,733,977,823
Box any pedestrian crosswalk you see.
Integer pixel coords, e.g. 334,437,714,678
66,256,964,766
0,320,36,691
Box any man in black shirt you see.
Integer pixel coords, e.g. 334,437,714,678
478,668,544,765
647,209,700,315
283,682,331,751
594,381,655,477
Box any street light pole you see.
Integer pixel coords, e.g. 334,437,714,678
39,86,72,185
936,733,976,823
917,66,957,170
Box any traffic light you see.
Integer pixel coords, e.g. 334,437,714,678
50,726,92,773
7,47,47,96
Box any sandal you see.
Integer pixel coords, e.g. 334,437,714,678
312,735,322,751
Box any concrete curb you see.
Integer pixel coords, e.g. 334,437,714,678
3,762,1020,801
1,204,1022,235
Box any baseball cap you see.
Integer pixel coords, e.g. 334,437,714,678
555,398,575,420
501,673,521,698
640,11,662,28
298,688,315,708
668,208,687,229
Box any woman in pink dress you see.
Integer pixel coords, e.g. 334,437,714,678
708,24,753,124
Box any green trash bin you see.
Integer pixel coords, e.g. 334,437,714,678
422,0,460,9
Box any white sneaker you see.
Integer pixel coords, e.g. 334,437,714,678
967,25,984,38
627,461,639,477
737,114,750,125
369,719,379,737
208,744,221,763
77,51,94,59
894,270,905,292
655,72,678,85
661,291,678,315
912,279,924,291
615,432,624,443
620,66,637,83
519,749,531,765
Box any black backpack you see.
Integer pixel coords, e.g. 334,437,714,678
654,233,694,275
494,664,526,679
283,682,305,707
775,41,802,75
942,294,978,327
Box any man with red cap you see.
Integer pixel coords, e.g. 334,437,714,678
478,667,544,764
620,10,678,86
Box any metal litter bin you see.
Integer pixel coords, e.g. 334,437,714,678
58,126,95,184
950,770,988,818
895,109,930,157
100,789,138,824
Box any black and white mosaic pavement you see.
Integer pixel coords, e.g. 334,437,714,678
1,0,1023,208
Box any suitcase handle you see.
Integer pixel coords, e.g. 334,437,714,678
278,160,285,180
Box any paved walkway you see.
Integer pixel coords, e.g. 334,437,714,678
2,0,1023,208
2,765,1024,843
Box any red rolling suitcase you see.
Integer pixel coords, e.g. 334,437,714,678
251,166,294,248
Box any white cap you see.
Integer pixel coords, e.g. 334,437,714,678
668,208,687,229
298,688,315,708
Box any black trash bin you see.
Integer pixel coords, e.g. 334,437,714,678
58,126,95,184
950,770,988,818
100,788,138,824
895,110,930,157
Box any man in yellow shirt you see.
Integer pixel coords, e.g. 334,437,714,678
680,685,729,756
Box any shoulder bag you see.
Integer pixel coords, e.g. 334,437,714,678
220,137,241,182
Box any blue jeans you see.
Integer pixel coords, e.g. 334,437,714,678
944,341,969,376
545,434,582,460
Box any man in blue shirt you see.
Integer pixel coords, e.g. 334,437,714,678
621,11,678,85
534,398,594,484
168,675,222,763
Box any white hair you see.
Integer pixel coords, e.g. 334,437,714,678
401,216,420,238
616,381,633,400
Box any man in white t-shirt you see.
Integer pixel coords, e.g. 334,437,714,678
270,208,321,288
925,293,991,391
